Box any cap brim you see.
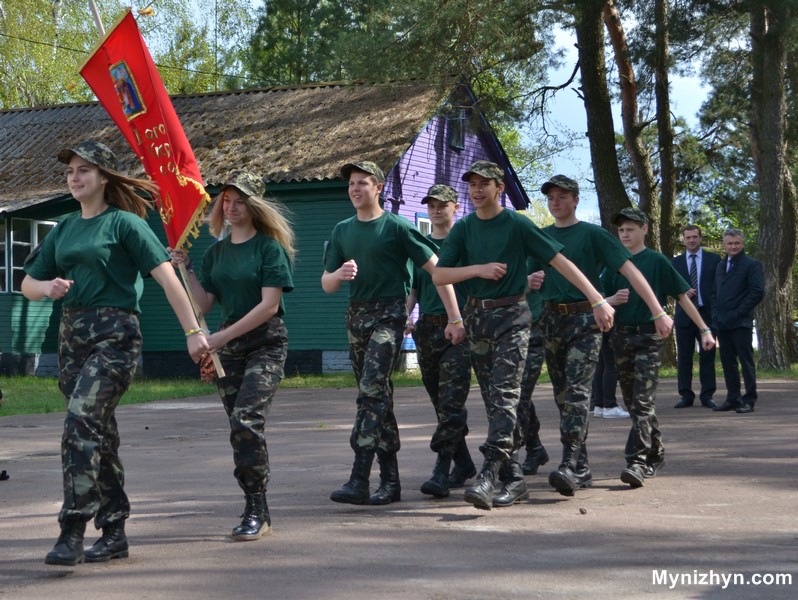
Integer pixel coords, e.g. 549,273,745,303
57,148,76,165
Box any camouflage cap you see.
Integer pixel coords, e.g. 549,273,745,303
421,184,458,204
541,174,579,196
224,170,265,198
461,160,504,182
57,141,118,171
612,206,648,225
340,161,385,184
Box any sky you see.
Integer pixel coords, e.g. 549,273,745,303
537,28,708,221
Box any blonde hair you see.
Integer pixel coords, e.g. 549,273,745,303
208,188,296,261
98,166,158,219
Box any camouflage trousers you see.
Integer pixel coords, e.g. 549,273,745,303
514,318,545,452
57,307,142,527
465,299,531,461
610,330,665,468
346,299,405,455
542,310,601,448
412,317,471,457
216,318,288,494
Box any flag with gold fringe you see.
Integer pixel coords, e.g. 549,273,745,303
79,8,210,250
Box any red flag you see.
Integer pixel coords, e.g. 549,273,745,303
79,9,210,249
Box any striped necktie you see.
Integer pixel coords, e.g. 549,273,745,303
689,254,698,304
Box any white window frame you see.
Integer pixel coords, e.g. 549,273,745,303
8,218,56,293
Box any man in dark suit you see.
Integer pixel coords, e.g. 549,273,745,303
672,225,722,408
712,229,764,414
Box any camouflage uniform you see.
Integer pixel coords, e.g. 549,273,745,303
465,299,531,460
611,329,665,469
57,307,142,527
346,298,406,455
515,318,545,451
412,318,471,455
542,310,601,452
216,318,288,494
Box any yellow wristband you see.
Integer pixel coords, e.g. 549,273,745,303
591,299,607,309
185,328,207,337
653,311,667,320
448,318,463,325
700,328,712,336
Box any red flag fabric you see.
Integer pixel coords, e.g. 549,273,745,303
79,9,210,249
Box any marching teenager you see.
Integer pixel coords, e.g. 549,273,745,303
170,171,295,541
22,141,209,565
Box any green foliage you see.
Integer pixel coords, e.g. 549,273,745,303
0,0,257,109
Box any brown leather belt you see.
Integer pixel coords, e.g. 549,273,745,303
420,314,448,325
545,300,592,315
615,322,658,334
467,294,526,310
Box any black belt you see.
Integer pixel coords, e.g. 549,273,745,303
420,314,448,325
615,322,658,334
467,294,526,309
545,300,592,315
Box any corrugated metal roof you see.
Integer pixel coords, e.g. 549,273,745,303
0,81,449,208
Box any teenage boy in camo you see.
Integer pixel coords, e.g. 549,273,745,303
406,184,474,499
604,207,715,487
434,161,615,510
538,175,674,498
322,162,465,506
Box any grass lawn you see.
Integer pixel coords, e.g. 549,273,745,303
1,363,794,417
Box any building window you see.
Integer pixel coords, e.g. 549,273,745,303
0,223,5,293
8,218,55,292
447,108,466,150
416,214,431,237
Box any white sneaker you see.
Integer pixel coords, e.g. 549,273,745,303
593,407,604,417
602,406,630,419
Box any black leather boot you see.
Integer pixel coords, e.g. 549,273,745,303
521,438,550,475
420,453,452,498
493,456,529,507
573,443,593,490
85,521,129,562
45,519,86,566
548,441,590,497
463,456,501,510
232,490,271,541
448,438,477,488
330,450,375,505
370,453,401,505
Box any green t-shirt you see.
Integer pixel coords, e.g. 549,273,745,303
602,247,689,326
539,221,631,303
324,211,435,302
437,209,563,299
199,232,294,323
412,235,466,315
23,207,169,313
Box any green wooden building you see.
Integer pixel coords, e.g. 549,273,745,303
0,81,528,376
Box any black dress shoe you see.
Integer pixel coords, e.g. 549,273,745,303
713,401,739,412
701,399,718,409
674,398,694,409
735,403,754,414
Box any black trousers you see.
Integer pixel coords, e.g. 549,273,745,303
717,327,757,405
675,308,716,403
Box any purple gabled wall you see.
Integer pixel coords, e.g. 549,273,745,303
382,114,526,227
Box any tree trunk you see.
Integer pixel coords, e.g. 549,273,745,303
603,0,659,249
655,0,676,260
655,0,677,366
573,0,630,227
749,3,798,368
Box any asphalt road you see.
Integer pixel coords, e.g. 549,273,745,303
1,379,796,599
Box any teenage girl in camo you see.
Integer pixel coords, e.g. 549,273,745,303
22,140,209,566
169,171,295,542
